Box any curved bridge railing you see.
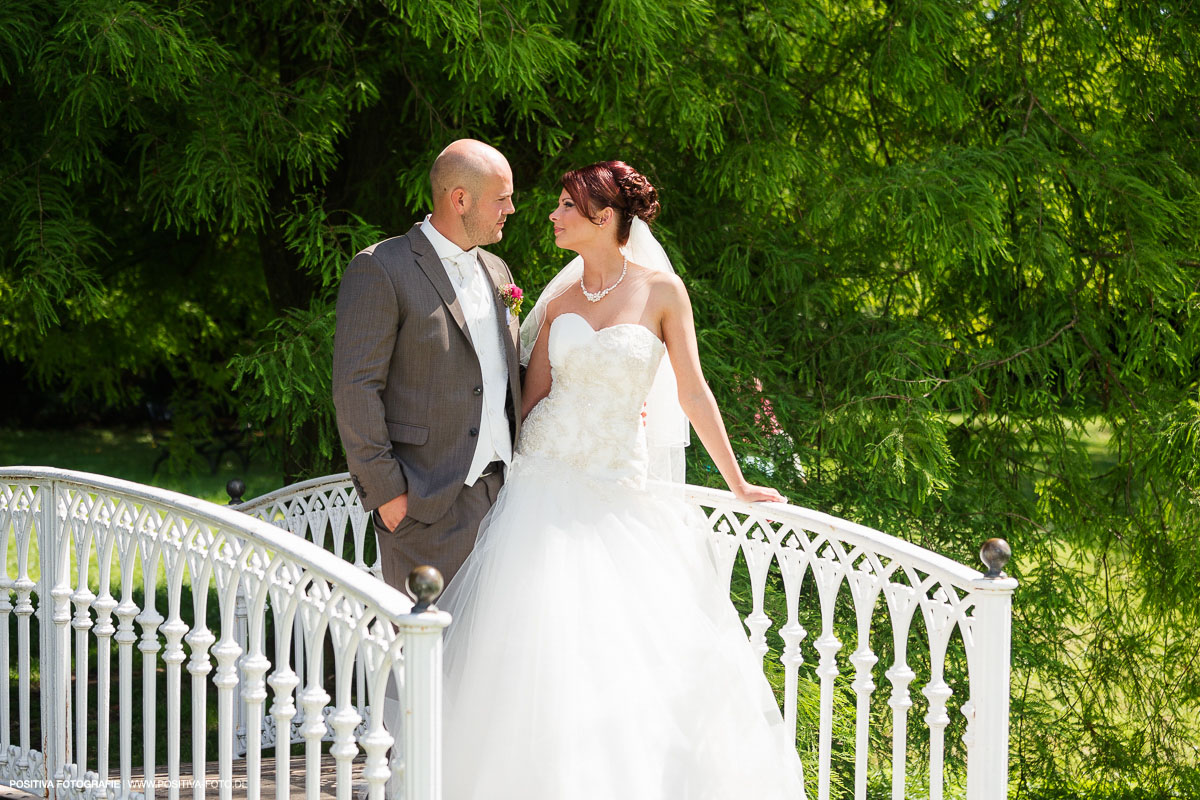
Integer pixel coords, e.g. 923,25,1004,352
232,473,1017,800
683,484,1015,800
0,467,447,800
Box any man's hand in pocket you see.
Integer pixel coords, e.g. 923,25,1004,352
379,494,408,531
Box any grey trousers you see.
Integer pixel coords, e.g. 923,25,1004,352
373,469,504,594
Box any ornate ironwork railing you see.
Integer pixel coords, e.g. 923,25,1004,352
233,473,1017,800
683,484,1015,800
0,467,447,800
227,475,382,758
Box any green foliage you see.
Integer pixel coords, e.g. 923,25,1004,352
229,299,339,473
4,0,1200,794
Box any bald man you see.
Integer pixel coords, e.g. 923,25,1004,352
333,139,521,589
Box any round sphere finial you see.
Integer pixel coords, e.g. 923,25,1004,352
226,479,246,506
407,565,445,612
980,538,1011,578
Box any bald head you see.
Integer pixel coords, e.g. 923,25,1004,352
428,139,515,249
430,140,509,203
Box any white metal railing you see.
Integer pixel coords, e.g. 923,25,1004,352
232,473,1017,800
0,467,448,800
683,484,1016,800
226,476,381,757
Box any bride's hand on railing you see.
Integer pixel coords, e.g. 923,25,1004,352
732,481,787,504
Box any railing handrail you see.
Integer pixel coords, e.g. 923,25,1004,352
0,466,415,619
236,470,1014,594
233,472,361,515
680,483,1017,592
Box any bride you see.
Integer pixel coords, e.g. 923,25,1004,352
438,161,807,799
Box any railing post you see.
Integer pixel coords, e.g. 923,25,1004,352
228,480,250,758
34,482,50,797
396,566,451,800
967,538,1017,800
38,479,70,800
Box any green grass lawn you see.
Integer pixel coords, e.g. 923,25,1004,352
0,425,284,503
1,424,288,595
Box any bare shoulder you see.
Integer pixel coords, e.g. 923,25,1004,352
631,265,689,311
542,289,573,325
628,262,683,289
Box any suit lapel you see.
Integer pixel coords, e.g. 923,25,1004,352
406,223,474,349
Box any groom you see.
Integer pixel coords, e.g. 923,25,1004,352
333,139,521,591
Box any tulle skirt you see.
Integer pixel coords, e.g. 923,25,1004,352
439,455,807,799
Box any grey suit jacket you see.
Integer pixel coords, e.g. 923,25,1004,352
332,223,522,524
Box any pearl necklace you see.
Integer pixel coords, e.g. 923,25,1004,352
580,257,628,303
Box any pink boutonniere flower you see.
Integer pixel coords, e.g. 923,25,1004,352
498,283,524,316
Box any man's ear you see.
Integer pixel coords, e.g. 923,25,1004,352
451,187,471,216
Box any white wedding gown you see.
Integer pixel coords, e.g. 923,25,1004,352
439,312,807,799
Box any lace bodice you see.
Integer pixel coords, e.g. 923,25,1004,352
517,313,666,485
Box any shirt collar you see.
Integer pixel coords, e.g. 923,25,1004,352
420,215,478,263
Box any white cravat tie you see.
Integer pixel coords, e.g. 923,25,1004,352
451,252,488,314
449,252,475,284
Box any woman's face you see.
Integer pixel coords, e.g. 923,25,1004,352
549,190,608,250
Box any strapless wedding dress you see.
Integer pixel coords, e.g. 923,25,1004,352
439,312,807,799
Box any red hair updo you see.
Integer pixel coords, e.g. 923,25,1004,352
560,161,660,245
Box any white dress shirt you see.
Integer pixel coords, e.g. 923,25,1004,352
420,217,512,485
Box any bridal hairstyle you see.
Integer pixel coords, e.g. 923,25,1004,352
561,161,661,245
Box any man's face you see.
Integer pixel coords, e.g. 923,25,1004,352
462,165,516,247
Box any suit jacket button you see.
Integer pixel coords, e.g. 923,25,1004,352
473,386,482,396
469,427,479,437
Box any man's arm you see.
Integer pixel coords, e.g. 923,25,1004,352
332,251,408,511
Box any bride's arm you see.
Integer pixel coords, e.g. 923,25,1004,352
659,276,785,504
521,318,553,420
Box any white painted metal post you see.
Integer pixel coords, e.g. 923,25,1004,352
41,480,72,800
966,539,1017,800
13,488,36,775
0,487,14,775
397,567,451,800
228,486,252,760
233,589,250,755
34,482,51,798
70,507,97,785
